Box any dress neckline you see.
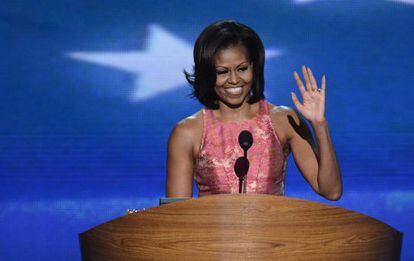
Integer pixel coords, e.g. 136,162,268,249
207,99,265,124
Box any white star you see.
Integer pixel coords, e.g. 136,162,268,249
66,24,282,102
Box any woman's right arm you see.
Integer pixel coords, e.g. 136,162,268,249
166,122,195,197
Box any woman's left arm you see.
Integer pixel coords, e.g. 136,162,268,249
290,65,342,200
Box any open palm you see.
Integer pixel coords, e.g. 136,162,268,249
291,66,326,123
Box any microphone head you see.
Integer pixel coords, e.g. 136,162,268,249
238,130,253,151
234,157,249,179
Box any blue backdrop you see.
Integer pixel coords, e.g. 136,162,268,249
1,0,413,260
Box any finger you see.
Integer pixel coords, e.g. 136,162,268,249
293,71,306,95
291,92,304,111
307,67,318,91
302,65,312,92
320,74,326,95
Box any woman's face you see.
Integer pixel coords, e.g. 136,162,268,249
214,44,254,108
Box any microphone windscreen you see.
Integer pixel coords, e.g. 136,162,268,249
234,157,249,178
238,130,253,150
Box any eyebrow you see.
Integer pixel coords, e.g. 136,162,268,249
215,61,250,69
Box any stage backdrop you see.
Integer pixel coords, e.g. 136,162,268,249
1,0,413,260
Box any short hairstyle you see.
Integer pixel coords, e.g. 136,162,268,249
185,20,265,109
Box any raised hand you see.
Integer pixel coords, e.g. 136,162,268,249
291,65,326,124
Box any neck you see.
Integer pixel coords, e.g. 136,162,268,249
216,100,255,122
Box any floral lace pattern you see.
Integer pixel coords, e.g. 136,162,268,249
194,99,288,197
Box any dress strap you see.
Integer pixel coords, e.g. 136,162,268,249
199,108,214,157
203,108,215,125
258,99,270,115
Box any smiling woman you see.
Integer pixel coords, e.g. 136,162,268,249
213,45,254,109
166,20,342,200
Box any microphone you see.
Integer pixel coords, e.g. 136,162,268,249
234,130,253,193
238,130,253,157
234,157,249,193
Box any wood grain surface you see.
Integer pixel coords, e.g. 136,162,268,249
80,194,402,260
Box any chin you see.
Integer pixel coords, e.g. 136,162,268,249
218,94,250,108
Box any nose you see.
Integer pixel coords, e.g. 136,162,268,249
228,70,239,85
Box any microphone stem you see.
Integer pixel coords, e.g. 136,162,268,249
239,179,243,193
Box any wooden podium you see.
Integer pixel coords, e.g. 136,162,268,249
79,194,402,260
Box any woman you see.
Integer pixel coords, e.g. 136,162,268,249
166,20,342,200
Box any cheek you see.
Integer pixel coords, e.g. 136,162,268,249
245,71,254,83
215,76,227,87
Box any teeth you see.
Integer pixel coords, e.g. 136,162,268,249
225,87,243,95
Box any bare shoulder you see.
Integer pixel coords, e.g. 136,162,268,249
169,110,203,157
172,110,203,137
268,103,300,125
266,103,303,146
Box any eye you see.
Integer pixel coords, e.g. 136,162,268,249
216,70,228,75
238,67,248,72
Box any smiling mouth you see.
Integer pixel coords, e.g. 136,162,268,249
224,86,243,95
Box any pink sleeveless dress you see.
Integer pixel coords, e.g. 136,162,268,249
194,99,289,197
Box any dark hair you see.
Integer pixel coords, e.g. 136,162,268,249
185,20,265,109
